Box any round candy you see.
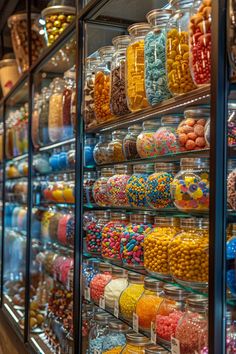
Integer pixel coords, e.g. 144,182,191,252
155,127,179,155
126,173,149,208
93,177,111,207
102,220,127,260
90,273,112,302
135,293,162,331
156,310,184,342
119,283,144,320
136,132,158,158
86,221,103,254
107,174,131,207
146,172,174,209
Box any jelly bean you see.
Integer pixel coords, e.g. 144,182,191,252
86,221,103,254
119,283,144,320
90,273,112,302
102,220,127,260
107,173,131,207
126,173,150,208
146,171,174,209
156,310,184,342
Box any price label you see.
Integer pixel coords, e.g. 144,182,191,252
84,287,91,301
114,300,119,318
171,337,180,354
99,296,105,309
150,322,156,344
133,313,139,333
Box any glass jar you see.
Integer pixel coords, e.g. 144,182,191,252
48,209,61,241
41,210,55,240
145,9,173,105
169,218,209,288
93,133,112,165
144,217,180,278
228,0,236,71
48,77,64,143
102,322,129,353
175,295,208,354
62,68,75,139
49,148,61,171
94,46,115,124
119,273,144,321
104,267,128,310
59,146,69,170
39,86,51,146
120,213,154,269
110,35,131,117
227,160,236,210
126,164,154,208
171,158,210,212
0,123,3,163
82,259,99,289
136,119,161,158
227,224,236,294
166,0,196,95
0,58,19,96
83,171,96,205
177,107,209,151
57,211,73,245
86,211,110,255
90,263,112,302
121,333,149,353
67,143,75,168
108,130,127,163
88,313,112,353
123,124,142,160
156,284,188,345
146,162,176,209
154,115,182,155
84,136,97,167
32,93,41,149
102,212,128,261
107,165,132,207
189,0,212,86
135,278,163,332
145,345,169,354
126,23,151,112
93,168,114,207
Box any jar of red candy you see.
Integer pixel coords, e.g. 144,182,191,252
57,211,73,246
107,164,132,207
86,211,110,255
90,262,112,303
83,171,96,205
154,115,182,155
156,284,188,346
175,295,208,354
102,212,128,261
189,0,211,86
93,168,114,207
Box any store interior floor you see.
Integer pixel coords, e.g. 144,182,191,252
0,314,27,354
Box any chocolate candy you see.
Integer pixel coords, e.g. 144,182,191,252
123,124,142,160
110,62,129,115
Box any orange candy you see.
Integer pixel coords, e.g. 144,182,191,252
135,293,162,330
94,71,114,124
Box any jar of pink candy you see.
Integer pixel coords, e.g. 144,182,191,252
154,115,182,155
86,211,110,255
107,164,132,207
93,167,114,207
90,262,112,303
136,119,161,158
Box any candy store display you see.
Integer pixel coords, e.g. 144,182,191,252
121,333,149,353
88,313,112,353
104,267,128,310
0,57,20,96
123,124,142,160
155,115,182,155
93,133,112,165
86,211,110,255
93,168,114,206
136,120,161,158
84,136,97,167
90,263,112,302
107,165,132,207
108,130,127,163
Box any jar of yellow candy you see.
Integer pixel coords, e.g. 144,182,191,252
126,23,151,112
166,0,196,95
121,333,150,353
168,217,209,289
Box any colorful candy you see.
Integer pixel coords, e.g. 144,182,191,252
227,163,236,210
155,116,182,155
90,264,112,302
86,212,110,255
93,168,114,207
94,71,114,124
136,120,160,158
107,165,132,207
156,310,184,342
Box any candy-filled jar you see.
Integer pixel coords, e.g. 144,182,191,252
48,77,64,143
136,119,161,158
94,46,115,124
102,322,129,353
93,168,114,207
166,0,196,95
107,165,132,207
126,23,150,112
171,158,209,212
156,284,188,345
227,103,236,147
102,212,128,261
126,164,154,208
169,218,209,288
144,217,180,278
175,295,208,354
82,258,99,289
32,93,41,149
90,263,112,303
154,115,182,155
121,333,149,354
39,86,51,146
135,278,163,332
86,211,110,255
62,67,75,139
6,119,14,159
104,267,128,310
108,130,126,163
227,224,236,294
145,9,173,105
84,136,97,167
119,273,144,321
120,213,153,268
83,171,96,205
227,160,236,210
88,313,112,353
123,124,142,160
189,0,212,86
93,133,112,165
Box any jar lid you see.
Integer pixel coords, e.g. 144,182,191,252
84,171,97,179
98,132,112,141
128,124,142,132
94,312,112,323
228,102,236,110
145,345,170,354
163,284,189,300
126,333,150,345
42,5,76,17
130,212,154,224
0,59,17,68
108,321,130,332
87,258,100,267
128,272,144,283
98,46,115,60
128,22,151,37
180,217,209,229
170,0,194,9
112,130,127,139
95,211,110,219
114,164,132,174
110,212,127,220
142,119,161,130
100,168,114,177
112,35,131,48
146,9,173,26
154,217,179,227
112,266,127,277
161,115,182,125
99,262,112,272
133,164,154,174
180,158,209,169
186,294,208,310
144,277,163,291
184,107,210,119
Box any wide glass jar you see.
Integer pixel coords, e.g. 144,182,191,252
136,119,161,158
102,212,128,261
189,0,212,86
107,165,132,207
121,333,149,354
144,217,180,278
170,158,210,212
166,0,196,95
119,273,144,321
154,115,182,155
84,136,97,167
145,9,173,105
135,278,163,332
104,267,128,310
126,23,151,112
177,108,209,151
227,160,236,210
110,35,131,117
93,133,112,165
156,284,188,345
48,77,64,143
94,46,115,124
88,313,112,353
62,68,75,139
175,295,208,354
226,224,236,294
120,213,153,268
90,263,112,303
86,211,110,255
123,124,142,160
83,171,96,205
126,164,154,208
102,322,129,353
169,218,209,288
108,130,127,163
93,168,114,207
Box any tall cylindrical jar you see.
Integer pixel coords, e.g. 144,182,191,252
39,86,51,146
48,77,64,143
123,124,142,160
62,67,75,139
145,9,173,105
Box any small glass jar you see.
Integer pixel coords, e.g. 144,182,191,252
189,0,212,86
88,313,112,353
94,46,115,124
154,115,182,155
119,273,144,321
108,130,127,163
121,333,149,354
93,133,112,165
126,23,151,112
102,212,128,261
86,211,110,255
169,218,209,288
177,108,209,151
93,168,114,207
62,68,75,139
227,160,236,210
90,263,112,303
39,86,51,146
175,295,208,354
135,278,163,332
104,267,128,310
123,124,142,160
83,171,96,205
102,321,129,353
145,345,169,354
227,224,236,295
166,0,196,95
107,165,132,207
156,284,188,345
144,217,180,278
84,136,97,167
126,164,154,208
48,77,64,143
120,213,154,269
145,9,173,105
136,120,161,158
171,158,210,212
110,35,131,117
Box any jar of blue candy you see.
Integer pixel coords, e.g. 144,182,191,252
145,9,173,105
84,136,97,167
88,313,113,353
58,146,69,170
227,224,236,295
82,258,100,290
102,321,129,353
49,148,61,170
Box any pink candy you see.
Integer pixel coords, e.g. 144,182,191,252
90,273,112,302
156,311,184,342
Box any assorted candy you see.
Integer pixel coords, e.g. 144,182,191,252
107,165,132,207
86,212,110,254
93,168,114,207
154,115,182,155
123,124,142,160
136,120,160,158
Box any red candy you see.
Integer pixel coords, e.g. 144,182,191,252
156,310,184,342
90,273,112,302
